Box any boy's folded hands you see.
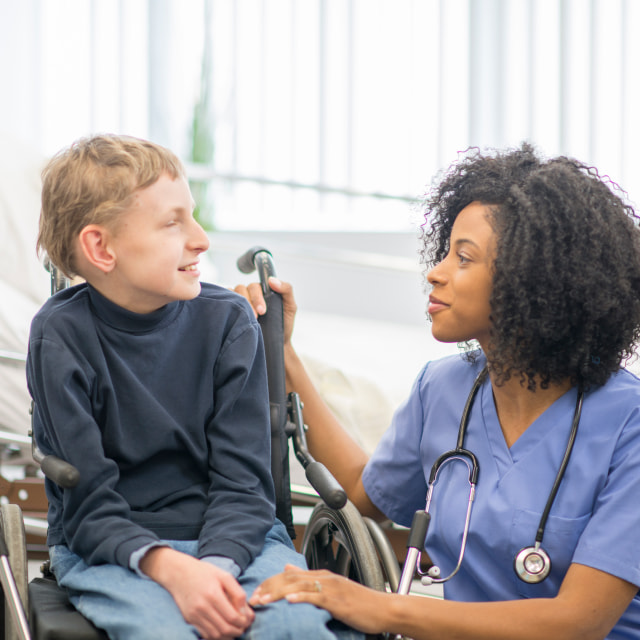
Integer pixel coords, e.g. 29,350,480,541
140,546,254,640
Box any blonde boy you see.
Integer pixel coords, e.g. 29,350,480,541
28,134,358,640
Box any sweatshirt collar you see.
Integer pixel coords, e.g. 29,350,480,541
87,284,183,333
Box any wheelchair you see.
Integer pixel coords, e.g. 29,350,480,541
0,248,410,640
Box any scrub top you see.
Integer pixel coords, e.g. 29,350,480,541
362,353,640,638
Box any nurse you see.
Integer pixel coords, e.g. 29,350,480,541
242,143,640,640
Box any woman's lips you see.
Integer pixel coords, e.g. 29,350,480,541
428,295,449,314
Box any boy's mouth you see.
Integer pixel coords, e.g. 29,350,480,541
179,264,198,272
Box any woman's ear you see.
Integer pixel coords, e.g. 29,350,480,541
77,225,116,273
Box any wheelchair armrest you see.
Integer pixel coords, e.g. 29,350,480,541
31,438,79,490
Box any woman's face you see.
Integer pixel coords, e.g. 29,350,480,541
426,201,495,350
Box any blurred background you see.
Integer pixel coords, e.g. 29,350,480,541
1,0,639,447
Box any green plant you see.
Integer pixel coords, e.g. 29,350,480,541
189,0,215,229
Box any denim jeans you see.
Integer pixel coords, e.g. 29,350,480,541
50,519,364,640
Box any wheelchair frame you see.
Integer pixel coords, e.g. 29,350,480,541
0,248,406,640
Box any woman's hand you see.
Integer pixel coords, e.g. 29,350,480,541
234,278,297,347
248,564,390,635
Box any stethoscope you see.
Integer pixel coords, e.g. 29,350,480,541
397,366,584,595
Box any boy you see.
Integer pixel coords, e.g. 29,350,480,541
27,134,358,639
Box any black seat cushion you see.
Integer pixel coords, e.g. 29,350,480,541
28,577,108,640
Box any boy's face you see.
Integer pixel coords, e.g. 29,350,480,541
106,173,210,313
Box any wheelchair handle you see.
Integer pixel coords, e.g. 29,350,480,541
237,246,276,291
237,247,293,530
289,392,347,510
236,247,285,404
39,455,80,489
304,461,347,510
32,435,80,489
45,260,70,295
237,247,348,512
406,509,431,550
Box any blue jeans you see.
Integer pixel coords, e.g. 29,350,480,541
50,520,363,640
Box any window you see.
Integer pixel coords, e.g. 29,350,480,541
2,0,638,231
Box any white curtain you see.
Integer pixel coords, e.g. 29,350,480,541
0,0,638,439
0,0,638,230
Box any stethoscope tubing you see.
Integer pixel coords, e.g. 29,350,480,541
399,365,583,591
533,390,583,544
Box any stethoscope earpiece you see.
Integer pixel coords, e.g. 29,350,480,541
420,565,441,586
514,545,551,584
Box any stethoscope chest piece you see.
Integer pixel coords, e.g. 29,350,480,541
514,545,551,583
397,366,583,592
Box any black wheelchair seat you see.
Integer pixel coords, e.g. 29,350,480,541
28,578,107,640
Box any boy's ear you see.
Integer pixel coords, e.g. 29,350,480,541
77,225,116,273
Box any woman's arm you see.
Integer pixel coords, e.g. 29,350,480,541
249,562,637,640
235,278,384,520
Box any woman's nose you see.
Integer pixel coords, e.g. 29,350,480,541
427,260,446,286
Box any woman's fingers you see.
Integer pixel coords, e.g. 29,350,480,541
248,566,388,635
249,566,329,606
233,282,266,317
234,279,298,345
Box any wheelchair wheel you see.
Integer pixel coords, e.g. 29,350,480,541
363,518,401,594
0,503,29,640
302,500,385,592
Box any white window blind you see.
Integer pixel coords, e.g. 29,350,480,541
1,0,638,230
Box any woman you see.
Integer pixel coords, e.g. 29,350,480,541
241,144,640,639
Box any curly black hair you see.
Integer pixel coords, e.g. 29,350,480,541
419,142,640,390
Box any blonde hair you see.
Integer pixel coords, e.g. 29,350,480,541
38,134,186,277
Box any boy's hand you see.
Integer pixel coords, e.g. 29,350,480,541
140,547,253,640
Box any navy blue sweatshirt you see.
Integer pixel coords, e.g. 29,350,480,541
27,282,275,571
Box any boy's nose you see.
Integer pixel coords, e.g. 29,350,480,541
190,220,210,253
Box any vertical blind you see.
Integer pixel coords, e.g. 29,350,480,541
1,0,637,230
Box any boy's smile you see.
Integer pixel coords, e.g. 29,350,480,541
99,173,210,314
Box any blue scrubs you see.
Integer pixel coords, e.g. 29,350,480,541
362,353,640,638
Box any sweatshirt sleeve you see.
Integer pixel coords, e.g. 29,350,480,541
197,318,276,569
27,332,162,567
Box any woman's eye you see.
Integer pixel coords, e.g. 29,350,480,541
457,252,470,264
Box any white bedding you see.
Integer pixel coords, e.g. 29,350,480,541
0,135,48,451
